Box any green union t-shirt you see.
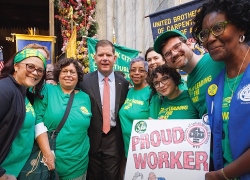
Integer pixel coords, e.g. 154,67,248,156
1,98,35,177
119,86,151,157
222,72,243,167
149,77,188,119
187,53,225,118
34,84,92,179
158,90,199,119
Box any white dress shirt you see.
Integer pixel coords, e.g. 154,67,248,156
97,71,116,127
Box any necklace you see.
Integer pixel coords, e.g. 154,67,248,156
226,46,250,98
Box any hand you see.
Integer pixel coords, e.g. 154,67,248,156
205,170,225,180
0,174,7,180
158,117,164,120
42,151,55,170
6,175,16,180
149,117,153,119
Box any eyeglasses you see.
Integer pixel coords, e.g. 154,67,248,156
20,63,45,76
129,69,146,73
61,70,77,76
153,76,170,88
163,42,182,60
198,21,230,43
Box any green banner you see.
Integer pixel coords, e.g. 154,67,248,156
87,38,139,80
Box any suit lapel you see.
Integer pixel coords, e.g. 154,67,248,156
115,73,122,117
90,71,102,114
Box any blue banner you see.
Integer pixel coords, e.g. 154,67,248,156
15,34,55,64
149,0,206,41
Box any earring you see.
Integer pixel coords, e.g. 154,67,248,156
239,35,245,43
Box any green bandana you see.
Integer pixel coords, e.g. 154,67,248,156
14,48,47,69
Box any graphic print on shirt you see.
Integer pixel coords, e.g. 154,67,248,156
26,101,35,117
123,98,144,110
188,75,212,103
80,106,91,115
158,105,188,119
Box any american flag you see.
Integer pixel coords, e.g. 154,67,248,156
0,49,3,72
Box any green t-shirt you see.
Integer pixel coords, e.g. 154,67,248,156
222,72,243,167
1,98,35,177
187,53,225,118
158,90,199,119
119,86,151,157
149,77,187,119
34,84,92,179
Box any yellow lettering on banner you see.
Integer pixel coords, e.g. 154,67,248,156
91,53,95,59
158,27,164,34
153,18,172,28
93,62,97,68
180,29,187,35
115,51,120,58
189,27,193,33
222,112,229,120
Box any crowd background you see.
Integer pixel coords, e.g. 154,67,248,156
1,0,250,180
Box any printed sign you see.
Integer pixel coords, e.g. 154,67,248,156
125,119,211,180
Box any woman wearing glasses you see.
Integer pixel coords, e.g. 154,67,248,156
119,56,151,159
192,0,250,179
145,47,188,119
0,49,46,180
34,58,92,180
149,64,199,120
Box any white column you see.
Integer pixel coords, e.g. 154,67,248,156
144,0,153,52
106,0,114,41
125,0,134,49
135,0,144,54
115,0,125,46
96,0,107,40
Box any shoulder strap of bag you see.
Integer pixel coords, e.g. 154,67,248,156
55,90,75,134
50,90,75,180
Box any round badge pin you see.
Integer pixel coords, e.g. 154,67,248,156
208,84,217,96
202,113,209,125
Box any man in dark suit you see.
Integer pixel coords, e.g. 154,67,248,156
79,40,129,180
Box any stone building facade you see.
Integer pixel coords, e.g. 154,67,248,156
96,0,192,55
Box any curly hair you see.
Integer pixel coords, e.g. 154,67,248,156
149,64,182,95
192,0,250,45
53,58,83,85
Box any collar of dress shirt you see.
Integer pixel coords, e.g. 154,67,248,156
97,70,115,83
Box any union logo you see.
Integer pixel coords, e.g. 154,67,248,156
186,124,209,146
238,84,250,102
135,121,147,134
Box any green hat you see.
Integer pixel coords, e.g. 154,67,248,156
153,29,187,54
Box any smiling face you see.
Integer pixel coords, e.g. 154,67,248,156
13,57,44,87
161,37,193,70
153,72,177,98
202,12,244,62
95,45,117,77
59,63,78,91
146,50,165,71
129,61,147,86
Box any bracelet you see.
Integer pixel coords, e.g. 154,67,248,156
221,168,230,180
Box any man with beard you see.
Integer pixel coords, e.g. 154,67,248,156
153,29,225,118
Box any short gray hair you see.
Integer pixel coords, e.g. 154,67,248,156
129,56,148,72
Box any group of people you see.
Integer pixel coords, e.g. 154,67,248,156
1,0,250,180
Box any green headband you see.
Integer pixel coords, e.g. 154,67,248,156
14,48,47,69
